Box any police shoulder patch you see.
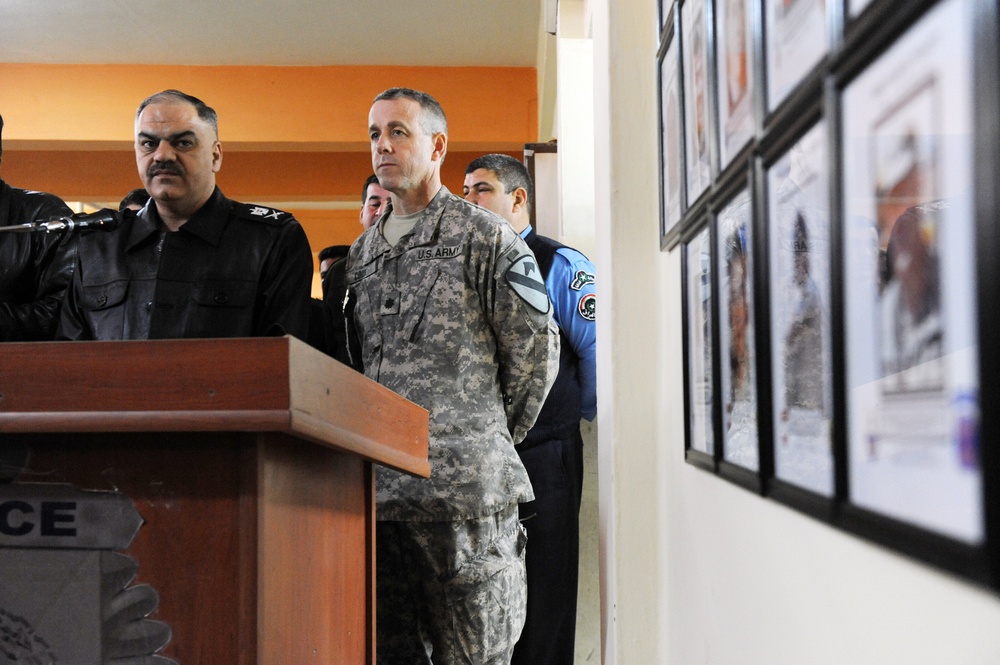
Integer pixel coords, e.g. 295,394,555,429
506,254,550,314
233,202,292,225
578,293,596,321
570,269,595,291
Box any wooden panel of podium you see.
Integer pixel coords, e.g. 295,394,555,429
0,336,429,665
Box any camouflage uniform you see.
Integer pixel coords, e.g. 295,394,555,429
345,186,559,663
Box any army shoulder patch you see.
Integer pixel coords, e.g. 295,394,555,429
506,255,550,313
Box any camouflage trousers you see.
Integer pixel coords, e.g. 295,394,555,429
376,504,528,665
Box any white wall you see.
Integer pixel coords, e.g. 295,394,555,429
556,36,596,260
592,0,1000,664
593,0,667,660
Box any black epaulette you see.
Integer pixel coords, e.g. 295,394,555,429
231,202,294,225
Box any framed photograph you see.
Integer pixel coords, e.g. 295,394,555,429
682,0,712,205
716,188,758,471
660,35,685,239
685,225,716,461
841,0,982,543
767,121,834,496
715,0,755,169
764,0,828,112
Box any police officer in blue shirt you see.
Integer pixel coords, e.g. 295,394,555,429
464,153,596,665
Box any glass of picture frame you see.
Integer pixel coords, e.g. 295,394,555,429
766,121,834,496
764,0,828,112
847,0,875,20
682,0,712,205
685,225,715,460
716,188,758,471
715,0,754,169
660,34,685,238
840,0,982,544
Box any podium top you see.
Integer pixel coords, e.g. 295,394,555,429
0,336,429,477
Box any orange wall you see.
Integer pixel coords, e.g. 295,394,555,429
0,64,536,288
0,64,537,151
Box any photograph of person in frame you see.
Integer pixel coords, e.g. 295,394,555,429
719,192,758,470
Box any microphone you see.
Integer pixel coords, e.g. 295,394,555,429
0,208,124,234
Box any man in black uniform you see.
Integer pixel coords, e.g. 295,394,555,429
0,113,77,341
58,90,313,340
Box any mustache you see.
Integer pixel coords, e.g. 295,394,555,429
147,161,185,178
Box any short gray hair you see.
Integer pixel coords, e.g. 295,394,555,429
373,87,447,137
137,90,219,137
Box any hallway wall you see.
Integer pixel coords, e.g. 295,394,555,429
592,0,1000,662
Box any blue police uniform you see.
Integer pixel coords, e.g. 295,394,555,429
512,225,596,665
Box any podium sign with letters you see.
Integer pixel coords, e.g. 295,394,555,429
0,483,175,664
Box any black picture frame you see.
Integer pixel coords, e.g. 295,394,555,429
761,115,836,501
659,8,686,249
762,0,829,117
681,0,714,208
664,0,1000,590
838,0,988,557
847,0,875,20
714,0,755,172
683,218,718,472
712,165,762,492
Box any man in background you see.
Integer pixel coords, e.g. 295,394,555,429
318,244,349,284
359,173,391,231
58,90,313,340
0,112,76,341
119,187,150,212
346,88,559,664
319,173,390,363
464,153,597,665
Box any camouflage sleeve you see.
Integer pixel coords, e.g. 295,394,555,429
487,231,560,444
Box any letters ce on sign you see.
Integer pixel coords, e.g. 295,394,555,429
0,483,177,665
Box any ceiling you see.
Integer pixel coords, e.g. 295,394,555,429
0,0,543,67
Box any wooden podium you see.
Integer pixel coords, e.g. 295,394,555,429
0,336,429,665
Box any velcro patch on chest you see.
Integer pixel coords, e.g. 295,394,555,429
506,255,550,314
413,245,461,261
348,262,379,284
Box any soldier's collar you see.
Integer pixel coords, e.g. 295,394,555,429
387,186,451,254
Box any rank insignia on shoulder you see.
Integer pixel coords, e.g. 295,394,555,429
248,206,284,219
506,255,550,314
571,270,595,291
235,202,290,223
578,293,596,321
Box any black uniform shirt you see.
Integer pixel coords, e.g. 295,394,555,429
57,187,313,341
0,180,75,341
